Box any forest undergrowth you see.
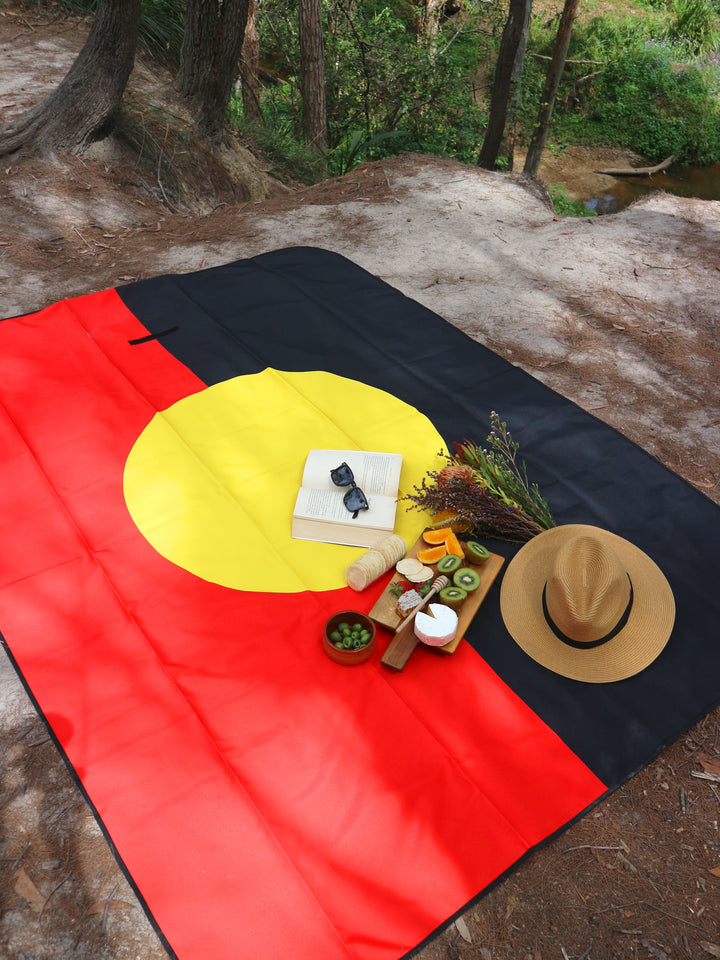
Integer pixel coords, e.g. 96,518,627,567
48,0,720,184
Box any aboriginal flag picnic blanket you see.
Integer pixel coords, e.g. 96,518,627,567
1,247,719,960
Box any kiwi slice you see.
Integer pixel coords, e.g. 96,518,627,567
453,567,482,592
439,585,467,608
436,554,462,574
464,541,490,564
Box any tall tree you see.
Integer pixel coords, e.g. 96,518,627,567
298,0,327,150
0,0,141,159
173,0,251,141
414,0,446,45
240,0,261,124
477,0,533,171
523,0,581,177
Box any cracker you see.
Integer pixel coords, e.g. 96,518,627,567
406,566,433,583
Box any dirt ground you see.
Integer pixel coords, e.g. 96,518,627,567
2,6,720,960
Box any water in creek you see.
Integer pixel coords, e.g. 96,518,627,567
582,160,720,214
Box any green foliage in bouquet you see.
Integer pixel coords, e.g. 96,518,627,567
402,412,556,544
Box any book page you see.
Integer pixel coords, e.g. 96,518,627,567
292,487,397,530
301,450,402,497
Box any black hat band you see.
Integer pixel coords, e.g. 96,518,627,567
541,576,634,650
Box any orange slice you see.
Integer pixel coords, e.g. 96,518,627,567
444,530,465,557
428,510,472,534
422,526,453,545
416,544,448,564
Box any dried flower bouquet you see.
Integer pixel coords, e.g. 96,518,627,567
402,412,556,544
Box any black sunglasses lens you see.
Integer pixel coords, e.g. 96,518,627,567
331,463,354,487
344,486,368,512
331,462,368,518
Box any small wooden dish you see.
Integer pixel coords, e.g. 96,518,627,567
323,611,376,665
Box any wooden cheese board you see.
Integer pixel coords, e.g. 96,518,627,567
369,531,504,671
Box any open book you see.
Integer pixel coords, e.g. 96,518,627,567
292,449,403,548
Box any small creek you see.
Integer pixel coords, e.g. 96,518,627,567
581,160,720,214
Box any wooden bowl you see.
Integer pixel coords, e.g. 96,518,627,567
323,611,376,665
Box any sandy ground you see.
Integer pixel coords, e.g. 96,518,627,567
2,6,720,960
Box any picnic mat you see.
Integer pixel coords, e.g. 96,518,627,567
2,246,719,960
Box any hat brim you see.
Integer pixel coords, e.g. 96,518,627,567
500,524,675,683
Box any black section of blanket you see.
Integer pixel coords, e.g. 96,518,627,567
118,246,720,790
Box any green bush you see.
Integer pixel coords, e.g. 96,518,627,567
549,183,597,217
44,0,720,172
666,0,720,55
242,0,487,176
137,0,185,68
516,6,720,166
579,43,720,162
55,0,185,67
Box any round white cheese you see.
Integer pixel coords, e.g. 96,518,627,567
414,603,459,647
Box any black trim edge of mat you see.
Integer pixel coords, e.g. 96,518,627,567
0,634,179,960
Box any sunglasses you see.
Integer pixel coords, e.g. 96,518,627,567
330,462,369,519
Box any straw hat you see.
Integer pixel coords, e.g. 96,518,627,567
500,524,675,683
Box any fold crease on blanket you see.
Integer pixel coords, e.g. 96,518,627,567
1,247,719,960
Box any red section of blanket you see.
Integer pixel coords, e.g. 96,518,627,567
0,290,605,960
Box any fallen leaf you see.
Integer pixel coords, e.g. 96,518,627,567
87,899,134,915
14,867,45,913
698,752,720,777
700,943,720,958
454,916,472,943
709,865,720,878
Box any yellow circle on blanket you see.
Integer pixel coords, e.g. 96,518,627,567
123,370,445,592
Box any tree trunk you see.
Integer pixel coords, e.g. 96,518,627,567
298,0,327,151
477,0,532,171
414,0,445,47
523,0,581,178
501,0,532,170
0,0,141,159
240,0,261,124
173,0,250,142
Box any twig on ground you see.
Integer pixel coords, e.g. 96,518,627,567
11,843,31,869
40,875,69,917
101,882,121,935
597,900,712,936
73,227,93,249
564,844,628,853
641,262,691,270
